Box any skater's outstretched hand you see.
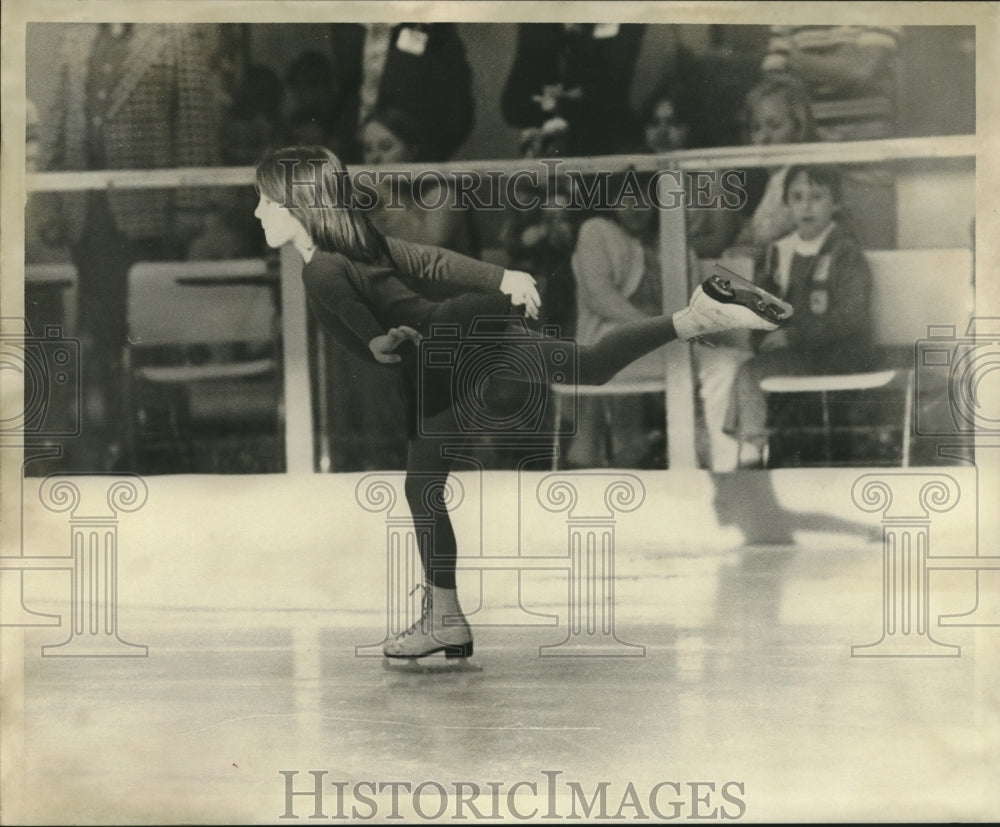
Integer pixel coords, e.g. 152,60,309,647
501,269,542,320
369,326,423,364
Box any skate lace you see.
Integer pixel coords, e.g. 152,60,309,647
399,583,432,638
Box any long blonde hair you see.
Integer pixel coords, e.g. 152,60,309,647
744,75,817,143
255,145,388,263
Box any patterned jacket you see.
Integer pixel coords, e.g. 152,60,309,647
41,24,220,242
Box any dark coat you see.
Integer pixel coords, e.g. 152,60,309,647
328,23,475,162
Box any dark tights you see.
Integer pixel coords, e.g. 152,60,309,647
406,313,678,588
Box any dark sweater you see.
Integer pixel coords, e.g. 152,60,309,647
756,224,874,371
301,234,506,364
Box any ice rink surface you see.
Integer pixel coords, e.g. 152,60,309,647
4,467,998,823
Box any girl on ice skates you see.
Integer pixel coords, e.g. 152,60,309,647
253,145,792,661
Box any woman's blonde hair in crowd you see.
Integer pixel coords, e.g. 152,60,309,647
744,74,818,143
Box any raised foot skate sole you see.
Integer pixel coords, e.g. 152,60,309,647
705,266,794,324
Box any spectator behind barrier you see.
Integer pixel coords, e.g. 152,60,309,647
565,173,667,469
39,23,221,472
637,83,746,472
501,23,645,157
500,178,578,338
359,107,481,259
724,165,874,467
327,23,475,163
761,25,901,141
638,83,740,259
726,75,817,262
315,106,485,472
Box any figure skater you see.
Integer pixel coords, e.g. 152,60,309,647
253,145,792,661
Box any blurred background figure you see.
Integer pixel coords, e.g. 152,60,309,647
189,62,285,260
638,82,740,259
761,24,901,141
502,23,645,157
500,179,578,338
760,25,903,252
694,76,817,472
565,175,666,469
727,75,818,260
39,23,221,470
359,107,481,257
636,82,745,472
327,23,475,163
283,50,341,149
26,99,41,172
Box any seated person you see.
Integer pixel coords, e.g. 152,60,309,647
500,178,578,337
359,107,480,257
696,76,817,471
565,184,666,469
639,83,740,258
724,164,873,466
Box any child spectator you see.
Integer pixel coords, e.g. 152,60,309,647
724,165,873,466
694,77,816,471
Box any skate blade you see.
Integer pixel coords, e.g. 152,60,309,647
706,265,794,324
382,656,482,674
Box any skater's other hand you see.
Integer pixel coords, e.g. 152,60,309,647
501,269,542,320
369,326,423,364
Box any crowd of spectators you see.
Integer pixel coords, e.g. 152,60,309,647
25,22,972,473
